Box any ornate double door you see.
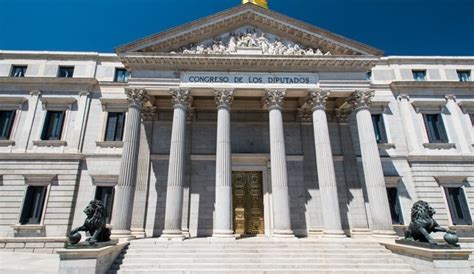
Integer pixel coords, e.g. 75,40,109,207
232,171,264,235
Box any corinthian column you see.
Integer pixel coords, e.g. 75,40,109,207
213,89,235,238
111,88,149,239
347,90,395,237
307,90,345,237
131,106,156,238
264,89,294,238
162,89,192,240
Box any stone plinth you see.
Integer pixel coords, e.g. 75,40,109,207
57,242,128,274
382,242,472,274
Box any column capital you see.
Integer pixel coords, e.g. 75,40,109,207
307,89,330,111
30,90,42,96
264,89,286,110
214,89,234,110
141,106,157,122
125,88,149,107
297,108,312,123
398,94,410,101
445,94,457,102
170,89,192,110
347,90,374,111
79,91,90,97
335,108,352,122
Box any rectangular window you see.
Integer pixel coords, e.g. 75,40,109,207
371,114,388,143
41,111,65,140
412,70,426,81
57,66,74,78
386,187,403,225
95,186,114,224
444,187,472,225
0,110,16,140
114,68,129,83
10,65,27,77
423,113,448,143
365,71,372,81
20,185,47,225
104,112,125,141
457,70,471,82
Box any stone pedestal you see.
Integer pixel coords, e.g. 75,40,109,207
111,89,148,240
162,89,192,240
264,90,294,238
348,90,396,237
213,90,235,239
382,242,472,274
308,90,345,238
58,242,128,274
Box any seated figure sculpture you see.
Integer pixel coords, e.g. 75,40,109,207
69,200,111,245
405,200,458,246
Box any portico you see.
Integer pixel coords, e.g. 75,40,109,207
106,3,398,240
110,82,395,239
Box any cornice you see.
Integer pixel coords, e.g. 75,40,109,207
115,4,382,56
0,77,98,86
120,54,379,72
390,81,474,91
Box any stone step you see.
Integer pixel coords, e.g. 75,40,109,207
124,248,391,254
118,252,396,259
120,257,406,264
116,262,414,270
112,270,415,274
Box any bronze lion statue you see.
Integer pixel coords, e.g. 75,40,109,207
69,200,111,245
405,200,454,244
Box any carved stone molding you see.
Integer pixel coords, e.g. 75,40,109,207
171,28,332,56
215,89,234,109
297,108,312,123
307,89,330,111
347,90,374,111
335,108,352,122
30,90,41,96
125,88,149,107
398,94,410,101
170,89,193,109
263,89,286,110
141,106,157,121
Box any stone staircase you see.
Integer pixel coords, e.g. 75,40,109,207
108,237,416,274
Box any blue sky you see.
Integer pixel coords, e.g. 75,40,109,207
0,0,473,55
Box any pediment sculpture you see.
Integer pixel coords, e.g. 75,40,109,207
170,28,331,56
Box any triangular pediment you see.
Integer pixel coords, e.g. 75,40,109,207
116,3,383,56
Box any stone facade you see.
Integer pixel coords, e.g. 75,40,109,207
0,4,473,250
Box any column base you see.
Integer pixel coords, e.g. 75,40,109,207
212,229,236,240
323,229,347,238
350,228,373,238
182,229,191,239
111,229,136,242
307,229,324,238
130,228,146,239
160,229,185,241
272,229,295,239
372,229,398,239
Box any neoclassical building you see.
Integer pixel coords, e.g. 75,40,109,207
0,3,473,250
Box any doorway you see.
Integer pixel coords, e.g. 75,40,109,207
232,171,265,235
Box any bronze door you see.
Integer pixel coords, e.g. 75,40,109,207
232,171,264,235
